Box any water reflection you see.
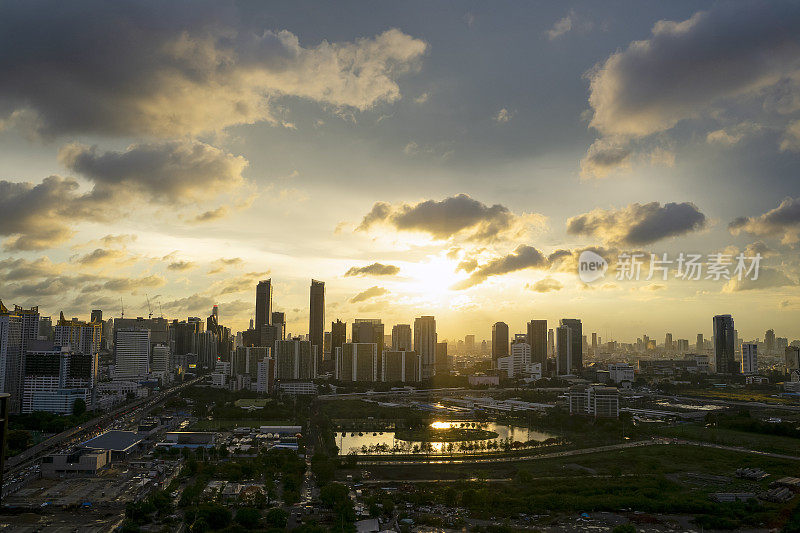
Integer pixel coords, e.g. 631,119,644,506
336,420,558,455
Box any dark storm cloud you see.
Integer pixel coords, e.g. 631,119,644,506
0,1,427,137
344,263,400,277
349,286,389,303
729,197,800,243
566,202,707,246
167,261,196,272
357,194,542,242
59,140,247,204
452,245,548,290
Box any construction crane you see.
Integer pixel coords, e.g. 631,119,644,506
146,295,153,319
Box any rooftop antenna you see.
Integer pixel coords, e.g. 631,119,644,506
146,294,153,319
158,298,164,319
120,297,125,319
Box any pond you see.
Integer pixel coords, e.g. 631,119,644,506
335,420,559,455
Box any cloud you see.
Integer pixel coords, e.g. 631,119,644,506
0,257,62,281
208,257,244,275
59,140,248,204
579,138,632,179
567,202,707,246
161,293,217,315
452,245,549,289
587,4,800,140
0,176,95,250
723,267,797,292
344,263,400,277
167,260,196,272
191,206,230,224
0,2,427,137
84,275,166,293
706,122,764,146
729,197,800,243
74,248,127,267
527,277,563,293
494,108,513,123
357,194,545,243
780,119,800,152
210,271,267,296
545,11,574,40
350,286,388,303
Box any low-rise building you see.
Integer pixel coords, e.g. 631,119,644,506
41,449,111,478
568,385,620,418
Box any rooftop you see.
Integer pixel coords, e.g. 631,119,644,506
81,430,142,452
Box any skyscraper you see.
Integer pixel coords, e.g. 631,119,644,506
765,329,775,353
527,320,547,366
492,322,509,363
741,343,757,374
255,280,272,331
392,324,412,351
114,328,151,379
665,333,673,352
309,280,325,369
331,320,346,361
556,325,572,375
559,319,583,372
54,313,102,356
90,309,103,324
414,316,437,379
713,314,737,374
696,333,704,351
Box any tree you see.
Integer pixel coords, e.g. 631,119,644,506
265,507,288,528
7,430,31,452
72,398,87,416
235,507,261,529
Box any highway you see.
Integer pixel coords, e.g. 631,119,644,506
2,376,202,496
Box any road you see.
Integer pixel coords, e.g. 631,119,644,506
355,438,800,466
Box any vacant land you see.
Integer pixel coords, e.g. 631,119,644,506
233,398,270,408
658,424,800,456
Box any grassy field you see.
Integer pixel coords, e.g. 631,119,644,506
679,388,799,405
187,418,292,431
657,424,800,456
233,398,270,408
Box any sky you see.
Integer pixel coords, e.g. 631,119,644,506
1,0,800,344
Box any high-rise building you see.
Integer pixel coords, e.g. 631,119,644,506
665,333,673,352
556,325,572,375
713,314,737,374
255,280,273,331
22,344,92,414
741,343,757,374
559,319,583,372
591,332,597,355
54,312,102,356
90,310,103,324
765,329,776,354
498,334,533,378
696,333,704,351
151,344,171,374
527,320,547,366
114,317,169,347
785,346,800,373
336,343,377,382
255,357,275,393
414,316,437,379
392,324,412,351
114,328,151,379
547,328,555,357
464,334,475,353
0,302,40,412
331,320,346,360
492,322,509,363
309,280,325,370
274,338,316,380
170,318,203,356
232,346,270,380
435,341,449,374
382,350,421,382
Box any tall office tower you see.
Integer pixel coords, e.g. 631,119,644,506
0,313,22,396
696,333,704,351
547,328,555,357
785,346,800,373
233,346,269,380
309,280,325,370
559,319,583,372
336,343,377,382
114,328,151,379
331,320,346,359
765,329,775,354
527,320,547,366
665,333,673,351
713,314,737,374
255,356,275,393
741,343,758,374
323,332,331,361
114,317,170,347
197,331,219,368
353,319,385,378
435,341,449,374
22,345,91,414
414,316,437,379
492,322,509,364
0,302,40,412
677,339,689,352
392,324,412,351
465,334,475,353
498,334,532,378
274,338,316,380
255,279,273,331
642,335,650,351
170,318,204,355
90,310,102,324
556,325,572,375
151,344,171,374
591,332,597,355
54,313,102,356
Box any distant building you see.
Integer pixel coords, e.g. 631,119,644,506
255,280,273,332
276,381,316,395
559,319,583,372
54,313,102,356
151,344,171,374
414,316,437,379
41,449,111,478
569,385,619,418
274,338,316,380
391,324,412,351
713,314,738,374
608,363,634,384
114,328,150,379
330,320,346,361
527,320,547,366
336,343,377,382
741,343,758,374
435,341,449,374
491,322,509,364
309,280,325,370
382,350,421,382
556,325,572,375
255,357,275,393
786,346,800,374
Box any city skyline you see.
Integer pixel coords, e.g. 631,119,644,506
2,1,800,342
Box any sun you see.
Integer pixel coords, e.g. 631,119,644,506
403,255,467,300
